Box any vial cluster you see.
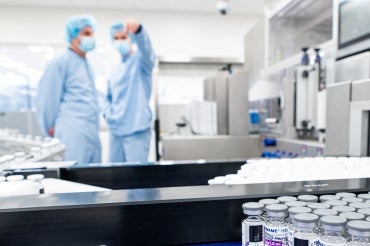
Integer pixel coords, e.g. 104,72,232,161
242,193,370,246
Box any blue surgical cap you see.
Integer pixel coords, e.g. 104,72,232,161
110,22,125,41
65,15,96,43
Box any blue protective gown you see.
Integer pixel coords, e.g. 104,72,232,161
104,26,155,162
36,49,101,164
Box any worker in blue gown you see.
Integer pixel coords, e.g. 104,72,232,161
36,15,101,164
104,19,155,162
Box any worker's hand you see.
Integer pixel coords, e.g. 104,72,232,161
125,19,140,34
48,127,55,137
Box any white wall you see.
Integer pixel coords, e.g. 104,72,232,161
0,7,259,60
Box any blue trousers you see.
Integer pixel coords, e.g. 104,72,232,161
109,128,151,163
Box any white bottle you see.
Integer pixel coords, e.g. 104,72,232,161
293,213,319,246
287,207,312,246
318,215,347,246
347,220,370,246
264,204,289,246
27,174,45,194
259,199,280,221
242,202,264,246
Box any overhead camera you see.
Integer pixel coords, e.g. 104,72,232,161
217,0,229,15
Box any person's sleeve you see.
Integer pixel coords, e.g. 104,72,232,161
133,25,156,75
102,80,112,119
106,81,112,103
36,58,65,136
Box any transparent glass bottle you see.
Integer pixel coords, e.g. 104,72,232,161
242,202,264,246
293,213,319,246
347,220,370,246
287,207,312,246
297,195,318,204
314,209,339,234
264,204,289,246
259,199,280,221
318,215,347,246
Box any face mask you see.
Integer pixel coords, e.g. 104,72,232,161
114,40,131,56
79,37,96,53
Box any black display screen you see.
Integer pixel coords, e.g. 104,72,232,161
339,0,370,48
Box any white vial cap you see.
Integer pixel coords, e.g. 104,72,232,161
367,216,370,222
266,204,288,217
314,208,338,217
27,174,45,181
340,212,365,221
0,176,6,182
332,206,356,213
259,199,280,206
277,196,297,204
358,208,370,217
6,175,24,182
320,215,347,229
294,213,319,223
297,195,318,203
358,194,370,200
288,206,312,215
336,192,356,198
325,199,347,207
307,203,330,210
347,220,370,237
242,202,264,215
342,197,364,203
320,195,340,202
285,201,307,208
349,202,370,210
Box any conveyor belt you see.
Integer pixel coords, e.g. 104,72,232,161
0,177,368,245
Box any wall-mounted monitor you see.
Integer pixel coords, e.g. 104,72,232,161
339,0,370,49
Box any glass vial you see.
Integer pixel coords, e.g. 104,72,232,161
347,220,370,246
318,215,347,246
287,207,312,246
264,204,289,246
242,202,264,246
293,213,319,246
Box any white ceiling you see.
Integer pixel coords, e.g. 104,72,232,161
0,0,265,15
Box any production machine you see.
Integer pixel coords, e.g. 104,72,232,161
294,48,326,141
